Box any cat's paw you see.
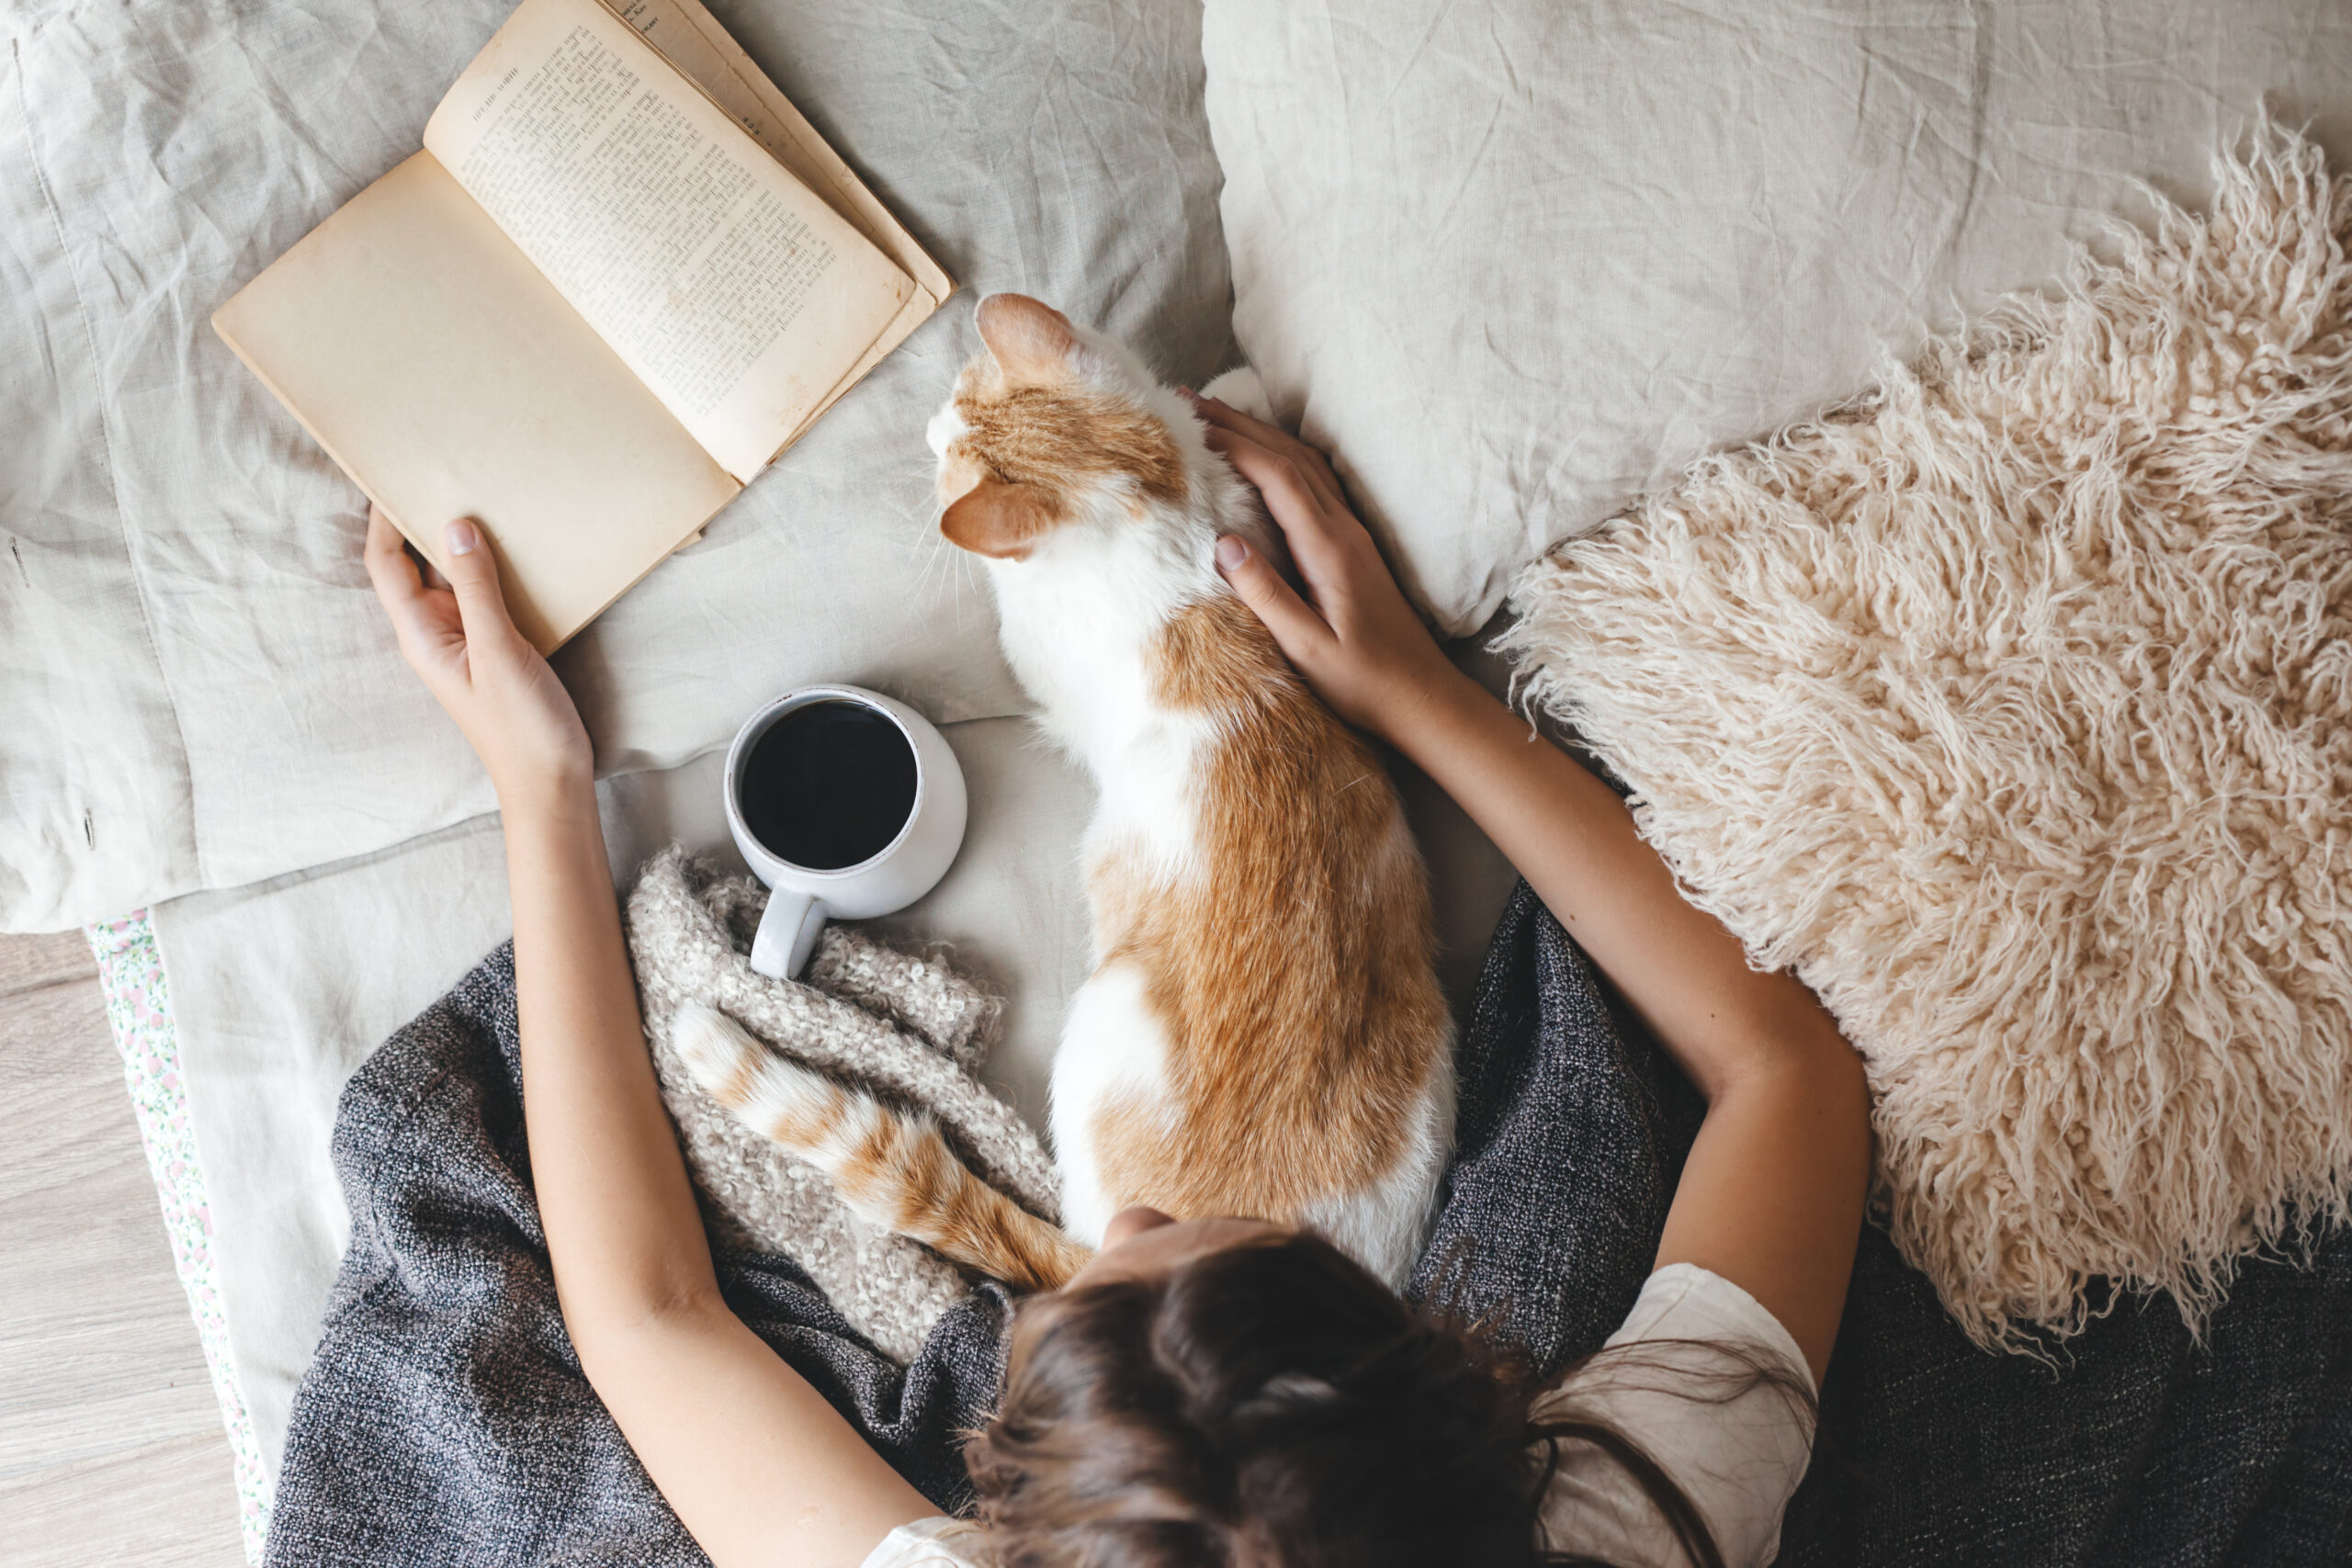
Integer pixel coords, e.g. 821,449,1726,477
1199,365,1271,422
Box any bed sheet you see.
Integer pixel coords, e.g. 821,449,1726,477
148,694,1521,1497
2,0,1238,931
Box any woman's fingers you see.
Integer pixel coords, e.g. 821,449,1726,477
364,504,457,664
364,504,423,604
1188,389,1297,456
1205,429,1358,586
1209,430,1323,540
435,519,521,657
1216,535,1332,660
1189,393,1349,514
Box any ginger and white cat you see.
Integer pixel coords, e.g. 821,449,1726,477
676,294,1453,1290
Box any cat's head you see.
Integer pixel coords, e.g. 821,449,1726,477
928,295,1251,565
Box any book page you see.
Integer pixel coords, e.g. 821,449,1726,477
424,0,915,482
604,0,948,299
212,153,739,654
605,0,948,447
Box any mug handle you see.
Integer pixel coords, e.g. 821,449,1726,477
751,888,828,981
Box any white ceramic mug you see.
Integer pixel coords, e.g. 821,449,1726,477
722,684,968,980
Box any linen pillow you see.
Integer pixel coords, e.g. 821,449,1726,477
1200,0,2352,637
1,0,1238,929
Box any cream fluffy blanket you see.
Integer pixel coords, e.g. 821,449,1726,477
1506,122,2352,1350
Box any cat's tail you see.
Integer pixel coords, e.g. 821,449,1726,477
671,1003,1091,1292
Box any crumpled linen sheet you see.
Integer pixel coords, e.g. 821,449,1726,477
1,0,1239,931
1202,0,2352,635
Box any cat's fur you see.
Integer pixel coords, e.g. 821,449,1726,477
676,295,1453,1290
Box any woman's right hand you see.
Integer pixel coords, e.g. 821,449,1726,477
1192,393,1469,746
363,504,593,811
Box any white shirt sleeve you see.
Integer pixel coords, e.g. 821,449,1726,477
1530,1264,1819,1568
859,1516,986,1568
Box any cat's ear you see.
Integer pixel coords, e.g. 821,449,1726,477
941,476,1061,560
976,294,1077,382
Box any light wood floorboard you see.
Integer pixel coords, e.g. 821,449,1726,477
0,930,95,998
0,931,244,1563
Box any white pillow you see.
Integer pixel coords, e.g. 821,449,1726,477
1201,0,2352,636
1,0,1238,929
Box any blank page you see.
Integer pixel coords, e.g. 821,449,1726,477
213,152,738,653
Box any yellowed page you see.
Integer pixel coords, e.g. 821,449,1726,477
606,0,949,450
424,0,914,482
605,0,950,300
212,152,738,654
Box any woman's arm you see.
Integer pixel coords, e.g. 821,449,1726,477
365,508,932,1566
1193,404,1871,1382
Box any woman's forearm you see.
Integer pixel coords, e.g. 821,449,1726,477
504,785,720,1339
504,786,938,1563
1388,672,1870,1379
1387,673,1846,1096
1194,391,1868,1377
366,511,933,1561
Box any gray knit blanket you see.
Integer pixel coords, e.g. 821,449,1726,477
262,877,2351,1565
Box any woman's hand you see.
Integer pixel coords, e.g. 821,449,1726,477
1198,399,1865,1384
1192,393,1467,745
364,504,592,810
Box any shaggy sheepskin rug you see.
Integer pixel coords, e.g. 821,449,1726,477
1505,122,2352,1350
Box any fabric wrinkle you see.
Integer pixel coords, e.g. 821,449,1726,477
3,0,1241,930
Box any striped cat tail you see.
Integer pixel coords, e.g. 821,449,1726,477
670,1004,1091,1292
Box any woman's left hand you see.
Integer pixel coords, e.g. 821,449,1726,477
363,503,593,808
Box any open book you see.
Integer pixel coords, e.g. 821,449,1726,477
214,0,950,651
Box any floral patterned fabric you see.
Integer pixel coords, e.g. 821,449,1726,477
87,911,270,1562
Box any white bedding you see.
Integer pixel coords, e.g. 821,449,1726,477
2,0,1238,931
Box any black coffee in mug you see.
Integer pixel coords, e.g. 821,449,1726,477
739,700,921,871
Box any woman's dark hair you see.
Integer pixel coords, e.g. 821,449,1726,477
965,1230,1776,1568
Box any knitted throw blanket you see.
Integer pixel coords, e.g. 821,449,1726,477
257,875,1690,1565
626,846,1058,1363
261,943,1013,1567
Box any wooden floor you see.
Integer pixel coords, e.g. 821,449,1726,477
0,932,246,1565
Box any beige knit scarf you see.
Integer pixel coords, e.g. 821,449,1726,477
625,845,1056,1362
